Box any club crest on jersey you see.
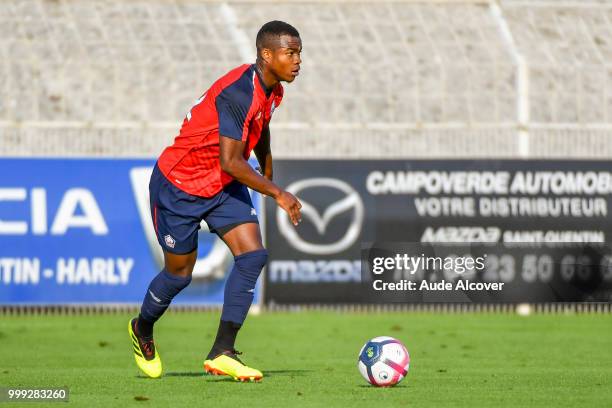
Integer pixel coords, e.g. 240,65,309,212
164,234,176,248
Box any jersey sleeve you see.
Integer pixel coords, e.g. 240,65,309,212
216,87,253,141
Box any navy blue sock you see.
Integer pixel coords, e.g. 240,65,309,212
207,320,242,359
221,249,268,325
139,269,192,337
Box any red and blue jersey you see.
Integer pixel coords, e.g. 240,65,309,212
157,64,283,197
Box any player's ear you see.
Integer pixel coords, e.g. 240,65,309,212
261,48,273,64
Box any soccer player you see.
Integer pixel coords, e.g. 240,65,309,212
128,21,302,381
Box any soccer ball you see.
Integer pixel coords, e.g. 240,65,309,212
358,336,410,387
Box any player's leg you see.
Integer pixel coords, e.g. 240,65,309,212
129,164,201,378
204,222,266,381
202,182,266,381
208,222,265,358
135,250,196,340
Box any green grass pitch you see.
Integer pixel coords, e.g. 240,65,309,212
1,311,611,407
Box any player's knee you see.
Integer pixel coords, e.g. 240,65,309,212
164,250,197,277
166,266,193,278
240,248,268,267
234,249,268,278
165,260,195,277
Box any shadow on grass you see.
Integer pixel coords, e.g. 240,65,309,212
199,369,313,381
203,376,244,383
264,369,313,377
134,372,204,379
164,372,205,377
357,384,408,389
135,369,313,381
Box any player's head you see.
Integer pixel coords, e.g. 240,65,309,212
256,21,301,83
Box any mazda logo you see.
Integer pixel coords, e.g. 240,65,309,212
277,178,364,255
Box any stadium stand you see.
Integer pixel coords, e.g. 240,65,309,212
1,0,611,157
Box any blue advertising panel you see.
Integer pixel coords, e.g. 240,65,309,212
0,158,262,305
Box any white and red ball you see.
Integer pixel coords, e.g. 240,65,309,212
358,336,410,387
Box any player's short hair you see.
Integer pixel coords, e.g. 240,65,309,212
256,21,300,55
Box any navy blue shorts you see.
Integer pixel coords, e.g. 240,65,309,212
149,164,259,254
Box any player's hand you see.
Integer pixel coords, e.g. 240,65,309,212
276,191,302,226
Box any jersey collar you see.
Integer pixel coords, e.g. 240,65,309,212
252,64,274,98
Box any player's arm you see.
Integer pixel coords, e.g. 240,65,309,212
219,135,301,225
253,125,272,180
